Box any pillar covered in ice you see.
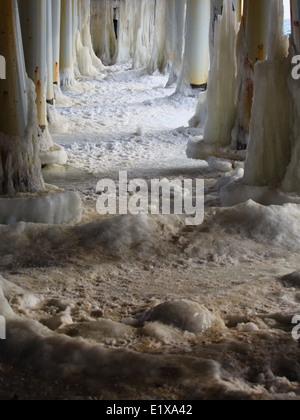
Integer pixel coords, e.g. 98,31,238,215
185,0,211,87
167,0,187,86
18,0,47,129
244,0,290,187
91,0,117,65
231,0,274,150
281,0,300,193
290,0,300,52
46,0,54,105
18,0,55,153
202,0,238,146
77,0,105,73
148,0,168,73
52,0,62,85
0,0,44,195
60,0,76,85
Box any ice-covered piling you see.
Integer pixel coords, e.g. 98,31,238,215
0,0,44,195
166,0,187,86
60,0,76,86
244,0,290,187
0,0,81,224
202,0,238,146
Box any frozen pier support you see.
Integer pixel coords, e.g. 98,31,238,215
185,0,211,87
0,0,81,224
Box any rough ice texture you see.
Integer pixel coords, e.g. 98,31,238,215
60,68,76,89
91,0,116,65
90,0,156,69
186,136,245,162
0,78,45,196
231,20,254,150
243,59,291,186
282,47,300,194
219,173,300,208
78,0,105,73
40,144,68,166
0,188,82,225
166,0,186,87
243,1,290,187
148,0,168,73
199,0,238,146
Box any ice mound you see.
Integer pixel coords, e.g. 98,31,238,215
205,200,300,249
0,276,40,311
75,214,183,255
139,301,215,333
219,177,300,207
40,144,68,166
207,157,233,173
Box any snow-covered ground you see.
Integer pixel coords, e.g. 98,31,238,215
52,63,206,176
1,64,300,400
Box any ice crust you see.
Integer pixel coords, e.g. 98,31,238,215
0,189,82,225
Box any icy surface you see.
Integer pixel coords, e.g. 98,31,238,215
51,64,205,175
1,62,300,399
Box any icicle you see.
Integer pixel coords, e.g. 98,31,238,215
161,0,176,73
166,0,186,86
79,0,105,72
148,0,168,73
244,0,290,187
232,0,280,150
202,0,238,146
91,0,116,65
132,0,156,69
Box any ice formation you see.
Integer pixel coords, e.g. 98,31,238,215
77,0,105,74
91,0,117,65
282,42,300,193
148,0,168,73
186,0,238,150
243,1,290,187
166,0,187,87
0,78,45,196
90,0,157,69
202,0,238,146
